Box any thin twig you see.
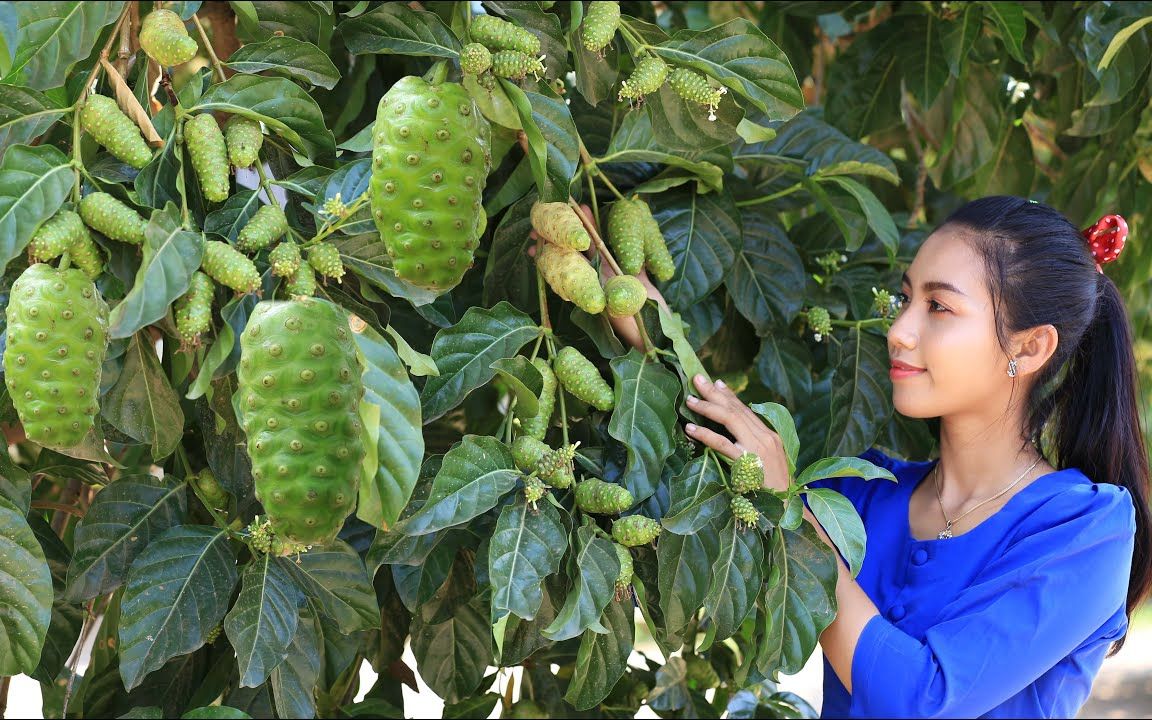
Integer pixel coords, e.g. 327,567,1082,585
567,198,624,277
191,13,228,83
32,500,86,517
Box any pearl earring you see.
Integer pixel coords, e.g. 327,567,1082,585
1007,358,1018,378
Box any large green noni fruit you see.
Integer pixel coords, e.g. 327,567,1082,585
519,356,555,441
370,75,491,292
553,346,614,411
3,264,108,447
581,2,621,52
201,240,261,293
78,192,147,245
80,95,152,169
237,204,288,252
224,116,263,168
471,14,540,55
611,515,662,547
139,9,198,66
184,113,230,203
237,299,366,546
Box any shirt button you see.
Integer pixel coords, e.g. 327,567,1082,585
890,605,907,621
912,548,929,565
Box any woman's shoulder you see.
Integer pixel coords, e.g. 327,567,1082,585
1012,467,1137,540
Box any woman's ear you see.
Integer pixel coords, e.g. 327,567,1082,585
1012,324,1060,376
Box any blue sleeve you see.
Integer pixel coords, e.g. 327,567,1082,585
848,481,1136,718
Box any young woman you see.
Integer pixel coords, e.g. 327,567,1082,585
602,196,1151,718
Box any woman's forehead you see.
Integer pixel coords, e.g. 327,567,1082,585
905,227,987,295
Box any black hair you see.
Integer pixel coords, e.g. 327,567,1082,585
941,195,1150,657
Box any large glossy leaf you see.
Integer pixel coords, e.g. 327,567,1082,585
233,0,331,47
224,554,302,688
703,517,763,642
399,435,519,536
758,522,838,677
270,605,321,720
354,323,422,530
658,520,721,640
900,12,949,109
118,525,238,691
202,190,263,242
500,575,562,666
490,355,543,419
317,158,371,234
66,474,186,602
924,65,1007,189
419,302,539,422
563,597,634,711
337,3,460,58
107,202,203,339
0,84,66,161
501,80,561,202
482,192,537,309
824,327,891,457
489,498,567,623
133,117,181,211
822,176,900,255
193,75,336,161
803,488,867,577
823,22,903,139
101,330,185,460
650,188,742,311
524,89,580,202
225,36,340,89
543,524,619,641
601,110,728,193
608,349,682,503
0,144,72,272
5,1,125,89
754,335,812,409
410,596,491,704
0,494,52,676
281,540,379,633
726,210,805,336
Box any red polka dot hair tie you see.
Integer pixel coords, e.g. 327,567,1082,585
1082,214,1128,273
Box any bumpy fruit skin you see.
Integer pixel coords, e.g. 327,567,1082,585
491,50,545,80
184,113,230,203
512,435,548,473
175,271,215,347
604,275,646,318
730,451,764,494
536,243,606,315
808,306,832,341
606,199,647,275
731,495,760,529
618,56,668,100
269,241,302,278
237,299,366,545
668,68,726,120
224,116,263,168
634,200,674,282
29,210,85,262
80,95,152,169
285,264,317,297
307,242,345,281
237,204,288,252
140,9,198,66
531,202,590,251
471,14,540,55
370,76,491,292
574,478,633,514
78,192,147,245
519,356,555,441
611,515,662,547
194,468,229,508
581,2,621,52
614,542,633,599
202,241,261,293
511,436,574,488
3,264,108,447
553,346,614,411
68,229,104,280
460,43,492,75
523,475,547,505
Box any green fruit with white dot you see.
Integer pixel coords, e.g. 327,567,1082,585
574,478,633,514
730,451,764,494
285,264,316,297
605,199,647,275
471,14,540,55
269,241,302,278
369,75,491,292
139,9,198,66
28,210,86,263
639,202,675,282
668,68,726,120
460,43,492,75
78,192,147,245
307,242,344,281
808,306,832,339
519,356,555,441
491,50,545,80
237,298,366,545
553,346,614,411
237,204,288,252
175,271,215,347
618,56,668,101
512,435,548,473
604,275,646,318
614,542,633,598
581,2,621,52
536,243,606,315
531,202,590,251
224,116,262,168
68,229,104,280
201,240,261,293
80,94,152,169
3,263,108,448
731,494,760,528
184,113,230,203
611,514,662,547
512,436,574,488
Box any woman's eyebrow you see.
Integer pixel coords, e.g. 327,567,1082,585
901,272,968,297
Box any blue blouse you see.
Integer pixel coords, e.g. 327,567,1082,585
805,448,1137,719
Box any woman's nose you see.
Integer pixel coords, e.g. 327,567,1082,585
887,306,917,351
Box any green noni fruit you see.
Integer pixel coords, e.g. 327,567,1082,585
611,514,662,547
80,95,152,169
184,113,230,203
193,468,229,508
731,495,760,529
269,241,302,278
574,478,633,514
614,542,633,598
369,75,491,292
491,50,545,80
536,243,606,315
3,264,108,447
668,68,726,120
307,242,344,281
553,346,614,411
471,14,540,55
237,298,366,545
730,451,765,494
224,116,263,168
618,56,668,100
285,264,317,298
237,204,288,252
201,240,261,293
68,229,104,280
639,200,675,282
511,436,573,488
460,43,493,75
531,202,591,251
28,210,85,263
139,9,198,66
78,192,147,245
606,198,647,275
684,655,721,690
519,356,555,441
604,275,647,318
175,271,215,347
581,2,621,52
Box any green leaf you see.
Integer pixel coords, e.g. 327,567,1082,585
66,474,186,602
821,176,899,255
500,575,561,665
563,597,634,711
181,708,253,720
651,187,742,311
0,144,73,272
823,23,903,139
107,202,204,339
982,1,1027,64
224,554,302,688
490,355,543,419
500,80,553,201
410,596,492,704
225,36,340,89
542,524,618,641
803,488,867,577
233,0,331,48
489,498,568,623
657,304,710,386
662,455,729,535
0,494,52,676
400,435,519,536
101,331,185,460
608,349,681,503
464,74,521,131
317,158,371,234
333,233,438,309
419,301,539,422
941,3,982,77
203,189,263,242
118,525,238,691
0,84,67,161
601,110,727,193
653,18,803,120
824,327,891,457
1098,16,1152,71
269,605,321,720
353,323,423,530
755,335,812,408
383,324,438,378
482,192,537,309
726,210,805,335
444,694,501,720
658,521,721,640
645,80,745,153
795,456,896,486
134,118,180,210
749,402,800,476
902,12,949,109
281,540,379,633
337,3,461,58
523,88,580,201
193,75,336,161
746,108,899,185
703,517,762,642
5,1,125,89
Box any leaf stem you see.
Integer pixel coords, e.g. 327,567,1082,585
579,141,627,201
567,197,623,277
734,181,804,207
535,234,552,331
191,13,228,84
547,335,570,447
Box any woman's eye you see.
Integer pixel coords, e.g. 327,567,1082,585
928,299,948,313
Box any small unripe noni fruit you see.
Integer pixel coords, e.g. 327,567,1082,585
611,514,662,547
201,240,261,293
224,116,263,168
184,113,230,203
269,241,302,278
553,346,614,411
285,264,317,298
79,192,147,245
731,494,760,529
519,356,555,441
581,2,621,53
606,199,647,276
28,210,86,263
237,204,288,252
531,202,591,251
491,50,545,81
139,9,198,66
618,56,668,101
460,43,493,75
574,478,634,514
80,95,152,169
307,242,345,281
604,275,647,318
730,451,765,494
471,14,540,55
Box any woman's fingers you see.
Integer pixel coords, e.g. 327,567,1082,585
684,423,744,460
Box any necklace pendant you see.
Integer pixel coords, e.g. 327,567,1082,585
937,526,953,540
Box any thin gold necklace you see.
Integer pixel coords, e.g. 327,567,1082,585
933,456,1043,539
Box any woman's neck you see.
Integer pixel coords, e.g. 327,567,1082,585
936,407,1043,504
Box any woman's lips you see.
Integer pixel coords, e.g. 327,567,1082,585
890,360,925,380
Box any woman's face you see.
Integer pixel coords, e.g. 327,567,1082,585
886,226,1012,419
